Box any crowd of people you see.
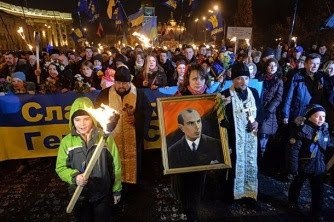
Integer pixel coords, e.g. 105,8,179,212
1,41,334,222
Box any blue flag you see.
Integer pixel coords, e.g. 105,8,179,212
186,0,198,17
87,0,99,23
77,0,88,13
112,1,126,32
322,13,334,30
206,11,224,36
162,0,178,10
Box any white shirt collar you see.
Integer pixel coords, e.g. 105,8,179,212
186,137,201,151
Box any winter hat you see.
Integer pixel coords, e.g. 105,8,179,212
48,48,60,56
93,54,103,63
11,72,26,82
231,62,250,79
114,66,131,82
294,46,304,53
304,104,326,119
262,48,275,58
71,110,91,125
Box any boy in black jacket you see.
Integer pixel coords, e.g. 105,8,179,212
288,104,332,221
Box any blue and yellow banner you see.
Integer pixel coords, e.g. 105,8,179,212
0,82,262,161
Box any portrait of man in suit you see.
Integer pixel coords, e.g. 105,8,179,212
168,108,224,169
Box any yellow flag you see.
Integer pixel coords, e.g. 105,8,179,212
107,0,115,19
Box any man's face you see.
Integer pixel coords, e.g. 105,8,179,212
199,47,206,56
297,60,305,69
73,115,93,135
233,76,249,90
58,55,68,66
114,81,130,94
5,54,17,66
29,58,36,66
179,111,202,141
184,48,194,61
159,53,168,64
85,48,93,58
305,58,320,74
308,111,326,126
253,56,260,63
293,52,301,60
50,54,59,61
318,46,327,55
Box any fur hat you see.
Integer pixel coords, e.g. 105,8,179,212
231,62,250,79
11,72,26,82
252,51,262,58
304,104,326,119
114,66,131,82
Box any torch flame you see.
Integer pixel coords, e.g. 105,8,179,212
85,104,120,135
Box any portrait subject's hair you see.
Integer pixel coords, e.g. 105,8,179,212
177,109,196,125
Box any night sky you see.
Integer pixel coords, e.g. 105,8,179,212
2,0,294,25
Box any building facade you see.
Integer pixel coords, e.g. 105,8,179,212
0,1,73,51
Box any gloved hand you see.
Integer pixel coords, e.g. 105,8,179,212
220,119,230,128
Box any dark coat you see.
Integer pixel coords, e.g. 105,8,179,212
288,120,331,176
324,74,334,129
258,74,284,135
159,59,175,86
135,69,168,88
168,134,223,169
282,69,324,122
220,87,264,168
0,63,29,79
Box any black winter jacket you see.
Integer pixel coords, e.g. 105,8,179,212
288,120,332,176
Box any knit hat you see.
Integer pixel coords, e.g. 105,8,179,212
231,62,250,79
71,110,91,125
11,72,26,82
294,46,303,53
262,48,275,58
114,66,131,82
93,54,103,63
304,104,326,119
48,48,60,56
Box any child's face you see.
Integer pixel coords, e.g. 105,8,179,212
308,111,326,126
94,60,102,67
81,66,93,77
73,115,93,135
12,78,24,89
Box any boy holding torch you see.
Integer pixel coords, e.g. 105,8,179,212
56,97,121,221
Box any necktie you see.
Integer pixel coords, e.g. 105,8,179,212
192,142,196,152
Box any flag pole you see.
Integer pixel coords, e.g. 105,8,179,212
288,0,299,47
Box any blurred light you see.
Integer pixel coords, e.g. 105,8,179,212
84,28,87,31
27,44,33,50
214,5,219,11
195,18,199,22
202,16,206,20
42,30,46,37
230,36,237,42
71,28,74,31
208,10,213,13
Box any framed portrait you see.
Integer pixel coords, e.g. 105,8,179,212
157,94,231,175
